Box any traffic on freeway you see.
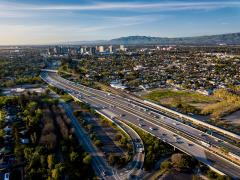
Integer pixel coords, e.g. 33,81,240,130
41,71,240,179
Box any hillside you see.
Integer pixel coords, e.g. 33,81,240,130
64,32,240,45
109,32,240,45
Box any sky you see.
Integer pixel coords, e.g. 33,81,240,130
0,0,240,45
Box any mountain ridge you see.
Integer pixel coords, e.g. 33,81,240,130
63,32,240,45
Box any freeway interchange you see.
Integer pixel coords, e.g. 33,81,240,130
41,70,240,179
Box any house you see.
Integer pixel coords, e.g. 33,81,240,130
20,138,29,144
196,89,213,96
110,81,127,90
3,126,12,133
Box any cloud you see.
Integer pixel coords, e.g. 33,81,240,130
0,19,148,45
1,1,240,12
0,1,239,19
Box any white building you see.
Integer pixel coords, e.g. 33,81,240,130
120,45,126,51
99,46,104,53
109,45,113,53
110,81,127,90
196,89,213,96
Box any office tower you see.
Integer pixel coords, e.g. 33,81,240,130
99,46,104,53
120,45,125,51
109,45,113,53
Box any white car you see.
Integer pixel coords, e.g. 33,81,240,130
102,171,107,176
149,127,153,131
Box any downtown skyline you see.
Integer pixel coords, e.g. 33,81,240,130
0,0,240,45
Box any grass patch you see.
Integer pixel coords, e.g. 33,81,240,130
144,89,215,104
201,88,240,119
60,94,73,102
144,89,217,115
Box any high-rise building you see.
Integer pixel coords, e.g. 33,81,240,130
53,46,61,54
90,47,96,55
80,47,84,54
99,46,104,53
109,45,113,53
120,45,125,51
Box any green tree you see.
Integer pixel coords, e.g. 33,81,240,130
160,160,172,170
94,139,103,148
69,151,79,162
171,153,193,170
51,163,65,180
83,154,92,165
47,154,55,170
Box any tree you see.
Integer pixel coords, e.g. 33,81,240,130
51,163,64,180
108,154,120,166
47,154,55,170
171,153,193,170
83,154,92,165
207,169,217,179
160,160,172,170
94,139,103,148
115,134,122,141
69,151,79,162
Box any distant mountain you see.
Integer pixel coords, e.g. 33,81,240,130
64,32,240,45
109,33,240,45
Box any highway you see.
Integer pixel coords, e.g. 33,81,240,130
41,71,240,179
50,82,145,179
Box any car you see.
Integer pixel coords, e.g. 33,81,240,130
149,127,153,131
102,171,107,176
216,139,223,143
134,139,140,142
138,123,143,127
4,173,10,180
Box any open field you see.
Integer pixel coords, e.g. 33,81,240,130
143,88,240,125
143,89,217,115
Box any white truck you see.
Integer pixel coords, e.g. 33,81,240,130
200,141,211,147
